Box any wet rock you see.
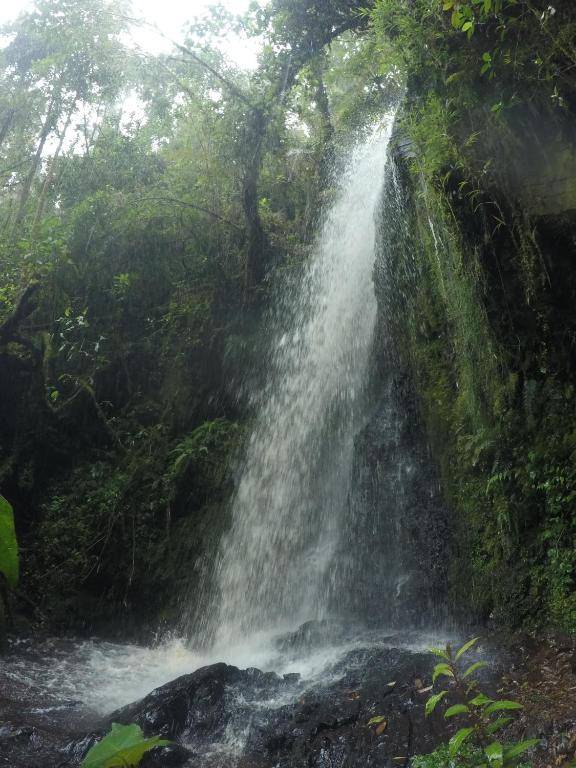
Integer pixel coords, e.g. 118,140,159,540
98,644,451,768
3,638,461,768
140,744,194,767
107,662,284,746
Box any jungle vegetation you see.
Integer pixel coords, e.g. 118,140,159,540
0,0,575,641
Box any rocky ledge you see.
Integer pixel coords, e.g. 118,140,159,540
1,639,461,768
69,643,453,768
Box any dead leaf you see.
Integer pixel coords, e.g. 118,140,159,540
375,720,388,736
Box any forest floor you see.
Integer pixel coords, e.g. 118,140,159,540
499,634,576,768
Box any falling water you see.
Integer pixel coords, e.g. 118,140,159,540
207,115,398,648
1,116,453,735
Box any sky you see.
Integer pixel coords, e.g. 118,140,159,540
0,0,260,68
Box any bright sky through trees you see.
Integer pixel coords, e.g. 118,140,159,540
0,0,259,67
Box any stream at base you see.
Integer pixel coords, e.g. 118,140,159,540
2,626,456,715
0,624,470,767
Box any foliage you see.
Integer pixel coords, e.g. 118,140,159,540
423,638,539,767
0,495,18,587
81,723,170,768
368,0,576,634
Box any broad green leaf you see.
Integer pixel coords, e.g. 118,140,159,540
463,661,488,678
484,741,503,767
81,723,171,768
469,693,493,707
484,700,523,715
455,637,481,661
425,691,447,717
0,495,18,587
444,704,469,718
432,663,454,683
503,739,540,761
485,717,512,734
449,727,474,757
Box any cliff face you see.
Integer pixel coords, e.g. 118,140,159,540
374,97,576,633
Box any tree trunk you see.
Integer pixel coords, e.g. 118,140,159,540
31,96,77,237
0,109,15,153
13,90,58,231
242,108,268,300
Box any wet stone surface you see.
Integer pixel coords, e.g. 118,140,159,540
1,638,456,767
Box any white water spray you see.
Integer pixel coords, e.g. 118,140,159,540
208,115,397,648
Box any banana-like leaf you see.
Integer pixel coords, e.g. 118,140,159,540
81,723,171,768
0,495,18,587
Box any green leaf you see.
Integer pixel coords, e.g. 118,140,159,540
0,495,19,587
425,691,447,717
469,693,493,707
462,20,473,31
444,704,469,719
449,727,474,757
432,663,454,683
429,646,450,660
81,723,171,768
367,715,386,725
463,661,488,678
485,717,512,734
503,739,540,761
484,741,503,767
455,637,481,661
484,700,523,715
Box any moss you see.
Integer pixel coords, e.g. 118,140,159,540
381,98,575,632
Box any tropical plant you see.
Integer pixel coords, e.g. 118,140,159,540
0,495,18,587
81,722,170,768
425,637,539,767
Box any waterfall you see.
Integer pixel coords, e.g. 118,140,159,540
206,115,398,649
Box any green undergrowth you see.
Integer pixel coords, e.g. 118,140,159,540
24,418,243,631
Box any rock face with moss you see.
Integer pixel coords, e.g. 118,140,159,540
366,0,576,633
